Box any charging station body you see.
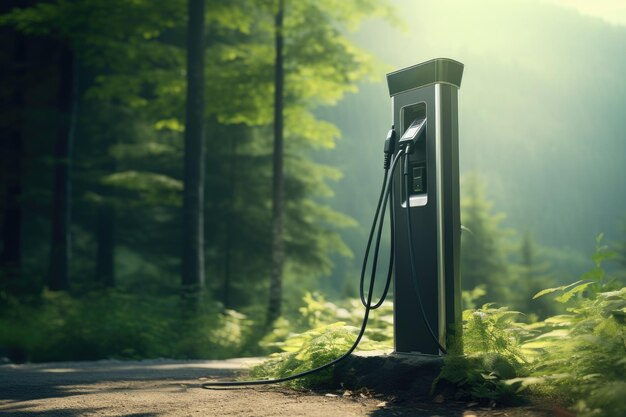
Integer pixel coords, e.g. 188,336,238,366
387,58,463,355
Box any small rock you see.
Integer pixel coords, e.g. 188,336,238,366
433,394,445,403
376,401,387,408
342,390,352,397
324,393,338,398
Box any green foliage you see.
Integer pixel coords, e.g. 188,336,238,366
438,236,625,413
253,292,392,387
612,217,626,284
462,305,528,366
0,0,392,309
434,353,522,404
514,240,626,417
460,174,515,306
0,290,254,362
516,287,626,416
101,171,183,207
460,176,564,318
513,231,560,320
433,304,529,404
251,323,357,388
297,293,393,344
260,292,392,350
461,285,487,309
249,237,626,415
533,234,618,305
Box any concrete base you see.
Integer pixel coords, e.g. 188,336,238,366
332,350,443,397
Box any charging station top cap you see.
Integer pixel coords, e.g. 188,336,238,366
386,58,464,97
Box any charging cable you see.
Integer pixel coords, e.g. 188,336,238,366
359,127,396,310
202,133,404,388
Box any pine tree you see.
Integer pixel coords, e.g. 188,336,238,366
181,0,206,294
514,230,557,319
460,173,513,306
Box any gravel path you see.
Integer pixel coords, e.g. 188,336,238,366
0,359,558,416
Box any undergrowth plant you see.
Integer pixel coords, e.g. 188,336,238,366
0,290,254,361
513,235,626,417
253,237,625,416
253,292,392,388
251,323,358,388
432,304,529,404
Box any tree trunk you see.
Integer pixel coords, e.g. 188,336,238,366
0,30,25,293
95,203,115,288
181,0,206,292
222,133,237,309
47,44,77,292
267,0,285,326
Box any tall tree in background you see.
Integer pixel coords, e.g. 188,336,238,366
0,0,390,307
94,196,115,287
47,45,77,291
515,231,557,319
0,15,25,293
460,173,513,305
181,0,206,291
268,0,285,326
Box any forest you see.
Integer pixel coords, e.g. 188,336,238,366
1,1,625,416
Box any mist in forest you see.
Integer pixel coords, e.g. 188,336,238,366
320,0,626,285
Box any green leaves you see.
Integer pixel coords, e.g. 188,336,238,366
252,322,356,388
0,290,254,362
590,233,617,268
101,171,182,207
533,233,619,305
253,292,393,387
517,282,626,417
533,281,582,299
533,280,593,304
433,353,523,404
462,305,527,367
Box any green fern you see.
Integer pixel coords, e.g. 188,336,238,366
513,237,625,416
433,304,529,404
252,293,392,388
251,323,358,388
518,287,626,416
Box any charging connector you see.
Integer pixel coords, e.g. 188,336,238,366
383,126,396,169
398,117,426,151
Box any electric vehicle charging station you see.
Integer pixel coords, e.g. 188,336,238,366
387,58,464,355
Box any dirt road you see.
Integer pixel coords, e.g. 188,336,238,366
0,359,556,416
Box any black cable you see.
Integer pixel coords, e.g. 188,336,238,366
359,127,396,310
362,160,395,310
402,149,447,354
202,149,405,388
379,178,395,306
358,169,388,308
